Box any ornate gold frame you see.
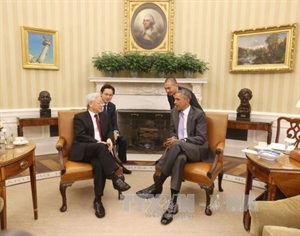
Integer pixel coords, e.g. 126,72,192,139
230,23,297,73
124,0,174,53
21,26,59,70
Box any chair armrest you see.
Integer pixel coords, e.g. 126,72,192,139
56,138,66,170
207,141,224,178
56,137,66,151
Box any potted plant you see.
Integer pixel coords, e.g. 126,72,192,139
177,52,209,77
92,51,125,77
124,51,152,77
151,52,178,78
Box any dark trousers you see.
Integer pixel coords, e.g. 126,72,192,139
156,142,206,191
81,143,119,196
116,136,127,163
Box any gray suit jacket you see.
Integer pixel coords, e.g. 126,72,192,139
170,106,209,147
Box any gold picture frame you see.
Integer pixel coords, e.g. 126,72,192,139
124,0,174,53
230,23,297,73
21,26,59,70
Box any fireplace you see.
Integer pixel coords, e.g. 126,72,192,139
90,77,207,159
117,109,170,154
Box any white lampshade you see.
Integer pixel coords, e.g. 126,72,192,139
296,99,300,108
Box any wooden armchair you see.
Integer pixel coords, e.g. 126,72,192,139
275,117,300,147
183,112,228,215
56,110,123,212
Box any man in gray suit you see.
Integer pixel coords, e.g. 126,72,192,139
136,88,213,225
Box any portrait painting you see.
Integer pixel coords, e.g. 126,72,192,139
21,26,59,70
230,23,297,73
124,0,174,53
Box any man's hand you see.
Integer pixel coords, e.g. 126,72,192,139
163,137,179,147
106,138,113,151
113,130,119,141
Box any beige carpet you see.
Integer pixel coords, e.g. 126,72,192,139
4,171,263,236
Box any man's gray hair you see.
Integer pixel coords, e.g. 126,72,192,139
177,88,192,101
144,14,155,25
85,93,100,107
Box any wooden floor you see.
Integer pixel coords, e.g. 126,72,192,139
17,154,247,178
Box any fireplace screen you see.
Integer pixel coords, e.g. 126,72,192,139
117,109,170,154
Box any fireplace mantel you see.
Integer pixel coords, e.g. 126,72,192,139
89,77,208,110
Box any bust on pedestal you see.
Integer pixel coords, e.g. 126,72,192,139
38,91,52,117
236,88,252,121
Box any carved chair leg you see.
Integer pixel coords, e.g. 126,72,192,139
218,171,224,192
118,191,125,200
60,182,74,212
200,183,214,216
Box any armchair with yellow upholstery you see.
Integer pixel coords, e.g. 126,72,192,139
56,110,123,212
183,112,228,215
249,195,300,236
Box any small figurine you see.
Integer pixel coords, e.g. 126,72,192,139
236,88,252,121
38,91,52,117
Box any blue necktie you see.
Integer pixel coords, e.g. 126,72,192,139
178,112,185,139
104,104,107,113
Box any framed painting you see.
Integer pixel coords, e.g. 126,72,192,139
230,23,297,73
124,0,174,53
21,26,59,70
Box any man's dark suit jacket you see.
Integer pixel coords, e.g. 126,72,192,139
105,102,119,131
167,86,203,111
69,111,114,161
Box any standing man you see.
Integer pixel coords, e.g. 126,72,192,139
100,84,132,174
164,77,203,110
136,88,213,225
69,93,131,219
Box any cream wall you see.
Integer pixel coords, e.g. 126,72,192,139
1,0,299,114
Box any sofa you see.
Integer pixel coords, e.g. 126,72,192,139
249,195,300,236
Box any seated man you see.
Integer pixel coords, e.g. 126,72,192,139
136,88,213,225
69,93,131,219
100,84,132,174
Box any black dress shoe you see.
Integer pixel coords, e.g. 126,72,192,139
161,204,178,225
112,178,131,192
93,201,105,218
136,184,163,199
122,166,132,174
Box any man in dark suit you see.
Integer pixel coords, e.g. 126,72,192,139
164,77,203,110
100,84,131,174
69,93,131,219
136,88,213,225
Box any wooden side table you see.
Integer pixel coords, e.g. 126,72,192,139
227,119,273,144
0,141,38,229
17,116,58,136
243,149,300,231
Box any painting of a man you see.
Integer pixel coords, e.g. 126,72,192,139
131,3,167,50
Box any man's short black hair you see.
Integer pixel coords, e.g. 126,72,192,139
100,84,115,94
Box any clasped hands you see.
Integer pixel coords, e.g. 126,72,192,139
164,136,180,148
